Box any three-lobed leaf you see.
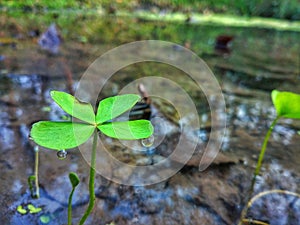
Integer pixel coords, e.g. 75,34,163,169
30,121,95,150
96,94,140,124
51,91,95,124
272,90,300,119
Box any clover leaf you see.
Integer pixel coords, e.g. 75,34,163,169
272,90,300,119
96,94,140,123
30,91,153,150
50,91,95,124
31,122,95,150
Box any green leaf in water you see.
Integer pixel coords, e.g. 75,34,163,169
69,172,80,188
98,120,153,140
28,204,42,214
17,205,27,214
40,215,51,224
50,91,95,124
30,121,95,150
271,90,300,119
96,94,140,124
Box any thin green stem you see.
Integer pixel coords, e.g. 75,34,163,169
68,187,75,225
34,146,40,198
79,130,97,225
238,117,279,225
253,117,279,179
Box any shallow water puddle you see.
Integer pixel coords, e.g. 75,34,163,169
0,13,300,224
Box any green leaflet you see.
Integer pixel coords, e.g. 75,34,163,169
272,90,300,119
98,120,153,140
51,91,95,124
96,94,140,124
30,121,95,150
69,172,80,188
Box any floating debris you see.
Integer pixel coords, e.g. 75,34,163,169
215,35,234,54
0,37,17,48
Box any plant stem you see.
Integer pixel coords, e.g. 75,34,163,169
238,117,279,225
253,117,279,179
79,130,97,225
34,146,40,198
68,187,75,225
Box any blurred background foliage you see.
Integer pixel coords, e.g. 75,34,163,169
1,0,300,21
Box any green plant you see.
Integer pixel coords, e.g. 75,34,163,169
68,172,80,225
30,91,153,224
16,203,42,215
239,90,300,224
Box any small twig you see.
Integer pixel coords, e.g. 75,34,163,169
138,83,151,104
247,189,300,209
33,146,40,198
241,218,269,225
240,189,300,225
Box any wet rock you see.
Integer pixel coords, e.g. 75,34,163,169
38,23,61,54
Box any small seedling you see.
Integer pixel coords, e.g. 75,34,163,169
27,145,40,199
68,172,80,225
30,91,153,224
239,90,300,224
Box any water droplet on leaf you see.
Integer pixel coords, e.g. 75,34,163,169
34,146,39,152
141,135,154,147
57,150,67,159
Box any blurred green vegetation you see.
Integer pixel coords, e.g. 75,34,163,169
146,0,300,20
1,0,300,21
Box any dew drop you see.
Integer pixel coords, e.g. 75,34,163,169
34,146,39,152
57,150,67,160
141,135,154,147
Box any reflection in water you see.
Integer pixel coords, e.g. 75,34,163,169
0,16,299,224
